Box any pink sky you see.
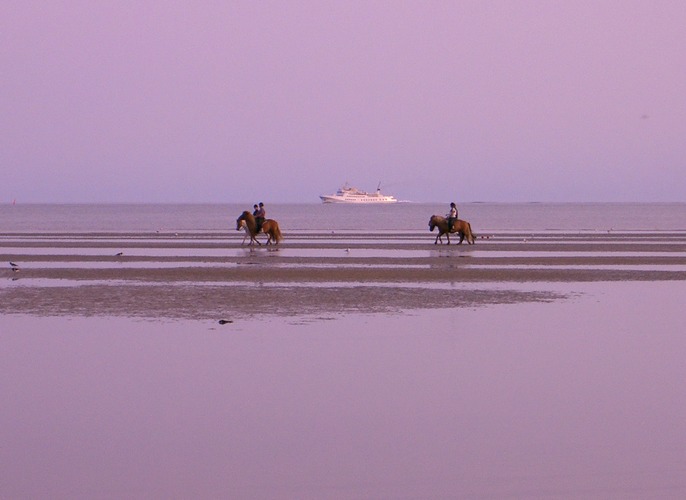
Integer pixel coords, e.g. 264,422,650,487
1,1,684,203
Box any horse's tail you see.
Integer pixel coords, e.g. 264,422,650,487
264,220,282,244
272,222,283,243
467,222,475,244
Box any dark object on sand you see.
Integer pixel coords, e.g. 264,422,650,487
218,319,233,325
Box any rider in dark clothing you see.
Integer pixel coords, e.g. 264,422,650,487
252,204,260,231
255,202,266,232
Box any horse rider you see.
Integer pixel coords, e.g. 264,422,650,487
255,202,266,232
447,202,458,232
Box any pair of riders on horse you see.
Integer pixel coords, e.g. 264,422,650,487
447,202,458,232
252,202,266,232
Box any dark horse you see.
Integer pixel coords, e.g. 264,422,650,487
236,211,283,245
428,215,475,245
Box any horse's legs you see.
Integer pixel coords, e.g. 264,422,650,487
457,232,464,244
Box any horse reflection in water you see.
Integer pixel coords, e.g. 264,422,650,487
428,215,475,245
236,211,283,246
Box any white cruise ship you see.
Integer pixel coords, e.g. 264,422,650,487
319,183,398,204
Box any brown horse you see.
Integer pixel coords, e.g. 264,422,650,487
236,211,283,246
428,215,475,245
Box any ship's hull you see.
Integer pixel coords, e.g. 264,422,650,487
319,195,397,204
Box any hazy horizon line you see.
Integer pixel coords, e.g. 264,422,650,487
5,199,685,206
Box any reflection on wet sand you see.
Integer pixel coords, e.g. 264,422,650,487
2,282,685,498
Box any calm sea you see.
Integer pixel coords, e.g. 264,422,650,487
0,202,684,233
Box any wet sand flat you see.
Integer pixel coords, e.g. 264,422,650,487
3,230,686,498
2,230,686,319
